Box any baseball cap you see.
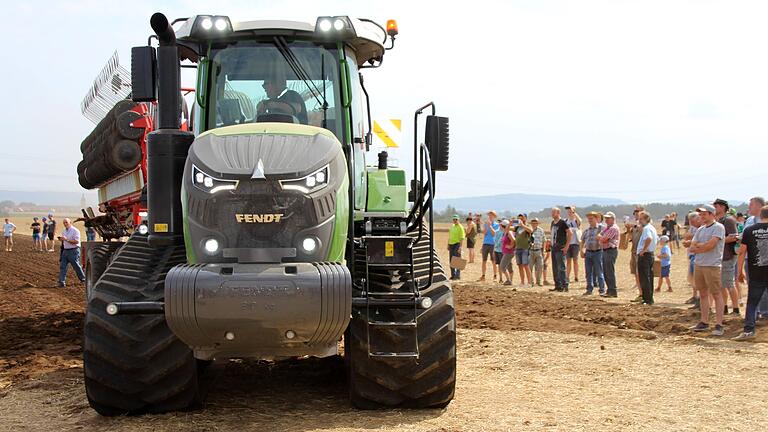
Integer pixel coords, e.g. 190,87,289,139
500,219,510,227
452,214,459,220
531,217,539,222
604,212,616,219
660,235,669,242
488,210,497,217
712,198,729,208
586,211,600,217
697,204,716,214
518,213,527,218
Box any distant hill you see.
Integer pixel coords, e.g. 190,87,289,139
434,193,626,214
0,190,98,207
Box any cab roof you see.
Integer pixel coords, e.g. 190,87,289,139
175,17,387,67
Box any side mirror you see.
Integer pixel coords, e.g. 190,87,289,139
131,46,157,102
425,115,449,171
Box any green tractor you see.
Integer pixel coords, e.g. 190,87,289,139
83,12,455,415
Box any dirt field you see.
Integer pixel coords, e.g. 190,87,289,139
1,233,767,431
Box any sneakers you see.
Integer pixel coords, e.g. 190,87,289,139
732,331,756,341
711,325,724,336
684,296,697,304
689,322,709,332
478,275,486,282
537,282,543,287
630,295,644,303
582,291,592,296
730,309,741,316
57,282,65,288
503,280,512,286
549,287,560,292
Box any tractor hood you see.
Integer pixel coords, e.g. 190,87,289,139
192,123,341,179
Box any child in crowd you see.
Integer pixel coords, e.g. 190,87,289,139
656,235,672,292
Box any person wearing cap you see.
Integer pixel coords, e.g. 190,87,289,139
479,210,500,282
733,205,768,340
580,212,605,296
41,216,50,251
447,215,466,281
599,211,620,297
635,211,658,305
549,207,572,292
530,217,546,287
499,220,516,286
713,198,741,315
689,204,726,335
465,216,477,264
514,213,533,287
30,217,43,251
656,235,673,292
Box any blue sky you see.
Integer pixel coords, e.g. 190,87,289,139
2,0,767,203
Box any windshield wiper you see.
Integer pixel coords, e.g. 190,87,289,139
272,37,328,124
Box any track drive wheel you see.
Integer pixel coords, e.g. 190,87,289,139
85,242,123,302
83,233,199,416
347,228,457,409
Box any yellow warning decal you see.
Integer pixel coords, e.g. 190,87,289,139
373,119,401,148
385,241,394,257
154,223,168,233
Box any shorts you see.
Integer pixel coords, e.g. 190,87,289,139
694,265,722,295
494,251,503,265
721,258,736,289
660,265,670,278
32,233,40,241
467,238,476,249
481,244,495,262
566,244,580,259
499,253,515,273
47,232,55,241
630,252,637,275
515,248,530,265
688,255,695,275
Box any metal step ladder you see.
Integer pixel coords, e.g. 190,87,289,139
360,235,421,359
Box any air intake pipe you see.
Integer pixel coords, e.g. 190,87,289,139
146,12,193,246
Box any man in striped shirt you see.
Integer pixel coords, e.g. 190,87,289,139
599,212,621,297
530,218,547,286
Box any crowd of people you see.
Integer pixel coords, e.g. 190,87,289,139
2,214,87,288
447,197,768,340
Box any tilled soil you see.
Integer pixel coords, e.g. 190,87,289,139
1,234,766,431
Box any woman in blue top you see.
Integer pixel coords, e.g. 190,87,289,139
656,235,673,292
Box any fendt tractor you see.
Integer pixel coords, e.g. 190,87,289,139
78,12,455,415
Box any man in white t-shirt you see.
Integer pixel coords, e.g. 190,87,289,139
4,218,17,252
565,206,582,283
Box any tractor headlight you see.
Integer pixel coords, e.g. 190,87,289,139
315,16,356,40
204,238,220,254
192,165,238,194
280,165,329,194
192,15,233,38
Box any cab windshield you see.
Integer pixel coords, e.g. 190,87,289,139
205,40,342,139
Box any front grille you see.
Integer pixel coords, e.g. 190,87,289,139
189,179,332,249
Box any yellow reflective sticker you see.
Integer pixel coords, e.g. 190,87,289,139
154,223,168,233
385,241,394,257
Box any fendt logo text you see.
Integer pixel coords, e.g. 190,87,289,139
235,213,284,223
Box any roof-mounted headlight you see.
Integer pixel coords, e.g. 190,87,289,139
315,16,356,40
191,15,232,38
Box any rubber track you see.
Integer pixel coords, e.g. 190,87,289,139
83,233,199,416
